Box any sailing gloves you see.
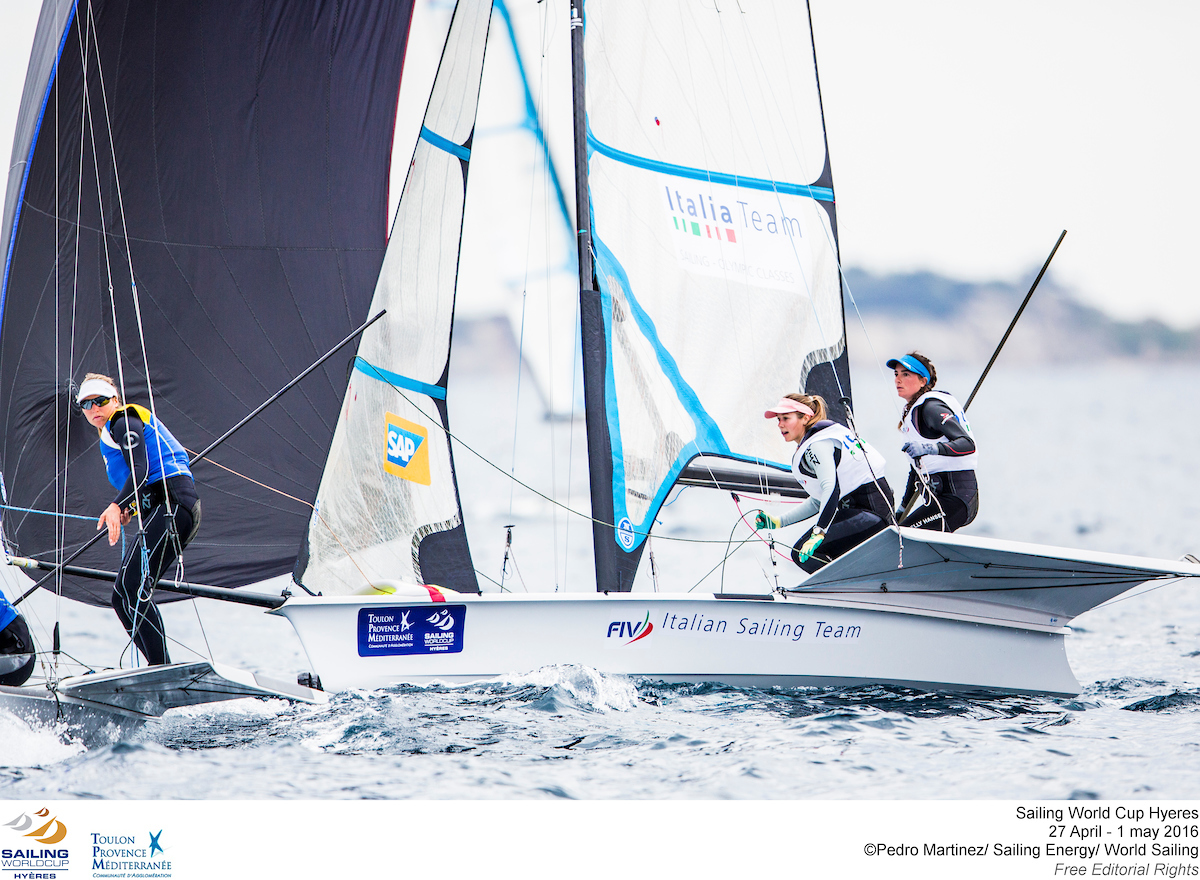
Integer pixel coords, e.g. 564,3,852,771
902,440,940,460
797,528,825,562
754,511,781,530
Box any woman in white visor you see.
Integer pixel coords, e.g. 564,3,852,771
77,373,200,666
755,393,893,573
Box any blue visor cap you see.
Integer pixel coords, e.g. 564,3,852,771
886,355,931,381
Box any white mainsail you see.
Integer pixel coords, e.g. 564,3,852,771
300,0,495,595
581,1,846,561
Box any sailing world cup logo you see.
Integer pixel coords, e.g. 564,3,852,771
4,808,66,845
2,808,69,870
384,412,431,485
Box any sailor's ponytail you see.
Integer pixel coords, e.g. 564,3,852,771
784,392,827,424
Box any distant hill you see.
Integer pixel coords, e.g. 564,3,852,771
843,268,1200,362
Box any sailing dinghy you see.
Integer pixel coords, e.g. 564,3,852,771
3,0,1196,703
270,0,1200,697
0,0,409,738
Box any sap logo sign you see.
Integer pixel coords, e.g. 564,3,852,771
388,426,421,465
383,412,431,485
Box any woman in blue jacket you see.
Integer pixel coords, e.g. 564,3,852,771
78,373,201,666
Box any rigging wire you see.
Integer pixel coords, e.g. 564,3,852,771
375,374,777,547
84,1,181,540
1,505,94,522
41,2,207,668
76,2,150,667
686,533,759,593
185,449,378,590
45,0,95,683
52,0,62,675
536,3,564,593
501,0,546,590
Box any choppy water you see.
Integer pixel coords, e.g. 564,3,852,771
2,361,1200,799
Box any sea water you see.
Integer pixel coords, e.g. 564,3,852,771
1,360,1199,799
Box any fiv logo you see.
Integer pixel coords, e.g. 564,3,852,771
383,412,431,485
607,611,653,645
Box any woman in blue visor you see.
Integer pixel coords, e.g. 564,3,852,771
887,352,978,532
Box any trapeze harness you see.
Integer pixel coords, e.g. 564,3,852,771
898,390,978,533
101,404,201,666
781,420,894,573
0,593,34,686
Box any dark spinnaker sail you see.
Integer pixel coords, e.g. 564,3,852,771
0,0,416,604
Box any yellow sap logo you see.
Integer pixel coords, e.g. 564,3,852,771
384,413,431,485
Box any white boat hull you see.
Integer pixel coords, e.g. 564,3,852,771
276,528,1200,697
277,591,1080,696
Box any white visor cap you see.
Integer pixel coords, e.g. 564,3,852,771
76,377,119,405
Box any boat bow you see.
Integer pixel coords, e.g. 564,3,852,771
792,526,1200,629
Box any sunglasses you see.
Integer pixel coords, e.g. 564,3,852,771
79,396,112,411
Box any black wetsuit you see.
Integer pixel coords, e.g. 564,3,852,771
899,397,978,533
107,409,200,666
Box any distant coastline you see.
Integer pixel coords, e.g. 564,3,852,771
843,268,1200,362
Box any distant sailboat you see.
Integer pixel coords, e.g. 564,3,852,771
468,0,583,419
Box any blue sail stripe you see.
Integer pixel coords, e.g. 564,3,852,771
354,358,447,400
587,129,834,202
420,125,470,161
592,236,732,551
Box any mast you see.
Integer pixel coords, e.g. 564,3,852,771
570,0,625,592
802,0,853,424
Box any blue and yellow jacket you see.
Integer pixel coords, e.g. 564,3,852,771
100,403,192,495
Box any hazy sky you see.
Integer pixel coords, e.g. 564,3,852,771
3,1,1198,326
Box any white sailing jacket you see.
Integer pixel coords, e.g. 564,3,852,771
901,390,977,475
790,421,887,499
